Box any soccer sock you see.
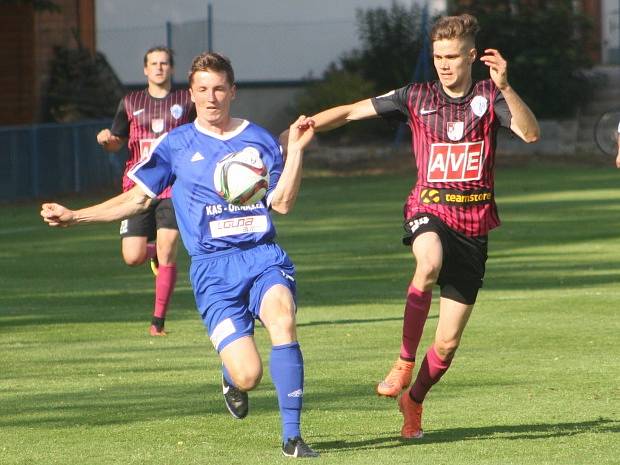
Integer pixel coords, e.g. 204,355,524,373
410,344,452,403
146,242,157,260
222,363,236,387
270,342,304,442
153,263,177,324
400,285,432,361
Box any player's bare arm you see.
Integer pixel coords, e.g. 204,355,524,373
41,185,152,227
96,128,128,153
480,48,540,143
270,116,315,215
305,98,379,132
616,132,620,169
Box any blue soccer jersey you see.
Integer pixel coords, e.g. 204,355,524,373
128,119,283,257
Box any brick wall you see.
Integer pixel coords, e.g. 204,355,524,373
0,0,95,125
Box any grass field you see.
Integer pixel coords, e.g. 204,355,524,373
1,164,619,465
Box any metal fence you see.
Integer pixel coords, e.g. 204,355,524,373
0,121,125,201
98,17,359,84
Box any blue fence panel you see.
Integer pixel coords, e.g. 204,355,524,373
0,120,126,201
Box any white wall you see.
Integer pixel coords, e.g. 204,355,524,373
96,0,446,84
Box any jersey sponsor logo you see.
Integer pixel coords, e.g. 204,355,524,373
151,118,164,134
191,152,205,162
132,108,145,116
420,108,437,115
420,188,493,205
471,95,488,117
209,215,268,238
139,139,156,161
210,318,236,351
427,141,485,182
170,104,183,120
420,188,441,204
447,121,464,141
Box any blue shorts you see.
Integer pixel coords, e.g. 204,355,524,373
190,242,297,352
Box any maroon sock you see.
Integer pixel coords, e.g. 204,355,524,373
153,263,177,320
410,345,452,403
400,285,432,361
146,243,157,260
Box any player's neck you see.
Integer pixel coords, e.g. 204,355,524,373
196,116,244,136
441,76,473,98
147,82,171,99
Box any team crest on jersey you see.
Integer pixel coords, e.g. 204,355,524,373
471,95,488,117
151,118,164,134
170,104,183,120
447,121,464,141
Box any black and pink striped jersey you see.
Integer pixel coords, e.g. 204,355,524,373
111,89,195,197
372,79,511,236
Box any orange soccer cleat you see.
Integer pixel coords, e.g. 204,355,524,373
376,359,414,397
149,324,167,336
398,389,424,439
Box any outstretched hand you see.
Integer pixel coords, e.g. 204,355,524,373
40,203,76,227
288,115,315,151
480,48,509,90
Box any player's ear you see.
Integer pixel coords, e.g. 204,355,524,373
231,84,236,100
189,87,196,103
469,48,477,63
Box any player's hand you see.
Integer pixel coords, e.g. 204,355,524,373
288,115,315,151
96,129,113,146
40,203,76,227
480,49,509,91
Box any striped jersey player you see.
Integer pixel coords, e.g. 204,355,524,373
373,78,511,236
300,13,539,440
111,86,194,197
96,46,194,337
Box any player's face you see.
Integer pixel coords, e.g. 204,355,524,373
190,70,236,130
144,51,173,86
433,38,476,95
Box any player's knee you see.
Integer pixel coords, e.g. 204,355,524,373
232,366,263,391
123,255,146,267
434,339,459,360
415,262,441,283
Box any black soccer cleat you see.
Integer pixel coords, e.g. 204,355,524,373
222,374,248,419
281,436,319,458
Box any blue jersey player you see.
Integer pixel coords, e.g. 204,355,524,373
41,52,318,458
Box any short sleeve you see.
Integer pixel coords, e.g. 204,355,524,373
371,86,412,122
110,98,129,137
127,134,175,198
494,92,512,129
264,141,284,208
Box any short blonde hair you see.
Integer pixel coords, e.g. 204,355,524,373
430,14,480,45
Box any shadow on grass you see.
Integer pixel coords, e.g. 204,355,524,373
313,418,620,452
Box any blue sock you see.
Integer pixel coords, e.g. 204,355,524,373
270,342,304,442
222,364,235,387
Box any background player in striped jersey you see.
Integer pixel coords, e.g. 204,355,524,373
96,46,195,336
42,52,318,458
299,13,539,438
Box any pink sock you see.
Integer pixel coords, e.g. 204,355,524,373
153,263,177,319
146,243,157,260
410,345,452,403
400,285,432,361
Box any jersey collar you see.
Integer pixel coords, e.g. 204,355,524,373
194,118,250,140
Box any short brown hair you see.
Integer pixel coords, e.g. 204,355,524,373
188,52,235,86
430,14,480,45
144,46,174,67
